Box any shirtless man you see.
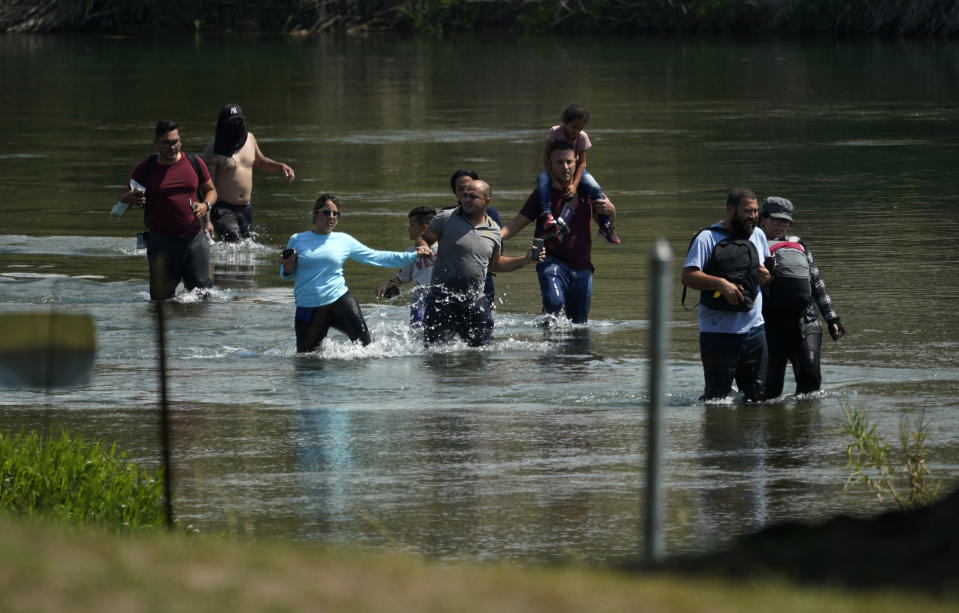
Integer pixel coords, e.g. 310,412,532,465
202,103,295,242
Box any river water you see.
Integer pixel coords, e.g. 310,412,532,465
2,33,959,561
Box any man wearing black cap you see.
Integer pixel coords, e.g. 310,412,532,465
202,103,295,242
759,196,845,398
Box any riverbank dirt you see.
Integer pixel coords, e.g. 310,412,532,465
2,492,958,613
656,487,959,596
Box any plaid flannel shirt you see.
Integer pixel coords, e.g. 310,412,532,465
798,238,839,325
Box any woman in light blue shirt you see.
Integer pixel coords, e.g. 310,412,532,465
281,193,432,352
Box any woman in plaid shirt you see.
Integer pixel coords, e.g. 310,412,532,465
760,196,846,398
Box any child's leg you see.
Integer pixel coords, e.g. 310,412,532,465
580,169,603,201
578,170,609,226
536,170,552,218
581,170,621,243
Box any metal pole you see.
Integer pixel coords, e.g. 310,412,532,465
646,238,672,563
155,300,174,530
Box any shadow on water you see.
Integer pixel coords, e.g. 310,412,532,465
293,355,329,376
542,325,593,354
695,402,825,543
423,349,492,381
536,327,598,380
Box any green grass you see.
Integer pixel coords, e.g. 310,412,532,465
0,430,166,532
842,405,943,510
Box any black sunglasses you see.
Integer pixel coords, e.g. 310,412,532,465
319,210,340,218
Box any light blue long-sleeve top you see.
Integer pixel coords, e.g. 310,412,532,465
281,231,418,308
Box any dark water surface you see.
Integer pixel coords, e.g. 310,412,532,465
2,33,959,561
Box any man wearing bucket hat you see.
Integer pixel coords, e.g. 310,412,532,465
759,196,845,398
202,103,295,242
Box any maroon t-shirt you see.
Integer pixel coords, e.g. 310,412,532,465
519,188,594,271
130,153,211,239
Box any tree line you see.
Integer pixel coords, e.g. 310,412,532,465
2,0,956,36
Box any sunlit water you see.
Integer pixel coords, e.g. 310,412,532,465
2,34,959,562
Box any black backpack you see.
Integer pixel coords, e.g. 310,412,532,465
682,226,759,312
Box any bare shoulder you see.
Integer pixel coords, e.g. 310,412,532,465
247,132,267,157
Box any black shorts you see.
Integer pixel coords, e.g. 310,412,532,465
294,293,371,353
212,201,253,242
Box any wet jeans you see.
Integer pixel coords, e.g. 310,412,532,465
536,256,592,324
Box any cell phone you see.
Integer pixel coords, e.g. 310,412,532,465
530,238,545,260
764,256,776,272
282,248,294,259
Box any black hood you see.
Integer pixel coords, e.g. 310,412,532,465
213,103,248,156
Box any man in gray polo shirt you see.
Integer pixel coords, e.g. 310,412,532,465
416,179,542,346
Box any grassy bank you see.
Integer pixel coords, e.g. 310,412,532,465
0,430,166,532
1,515,956,613
1,429,956,610
2,0,956,36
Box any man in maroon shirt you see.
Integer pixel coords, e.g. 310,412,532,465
121,120,218,300
501,140,617,323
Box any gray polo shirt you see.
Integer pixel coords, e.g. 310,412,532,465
429,207,502,292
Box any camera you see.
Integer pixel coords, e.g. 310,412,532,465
281,248,294,259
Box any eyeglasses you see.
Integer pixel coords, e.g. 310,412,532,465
319,210,340,218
